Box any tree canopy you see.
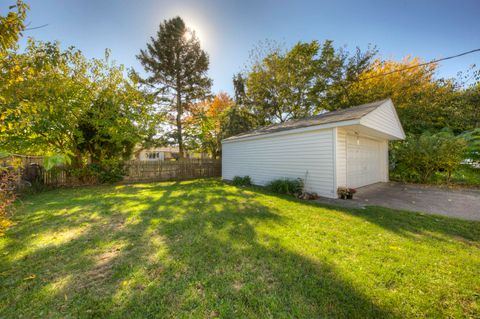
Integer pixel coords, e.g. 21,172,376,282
244,40,376,124
188,92,233,158
0,0,27,52
241,41,479,137
0,39,155,166
335,57,479,134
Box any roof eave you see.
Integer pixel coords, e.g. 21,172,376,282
222,119,361,144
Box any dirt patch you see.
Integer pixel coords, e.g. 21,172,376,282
102,214,126,231
232,280,243,291
76,247,121,291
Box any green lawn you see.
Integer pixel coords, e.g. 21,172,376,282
447,165,480,186
1,179,479,318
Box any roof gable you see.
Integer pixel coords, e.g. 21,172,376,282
360,99,405,140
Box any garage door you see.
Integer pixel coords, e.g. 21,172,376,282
346,134,383,188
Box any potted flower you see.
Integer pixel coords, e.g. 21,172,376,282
337,187,357,199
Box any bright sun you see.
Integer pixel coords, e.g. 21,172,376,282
163,6,211,49
186,22,205,45
183,30,193,41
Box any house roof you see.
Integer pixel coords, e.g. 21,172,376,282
133,146,180,154
143,147,180,153
223,99,390,142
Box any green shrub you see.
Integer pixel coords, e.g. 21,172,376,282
461,128,480,162
391,130,467,183
232,175,252,187
266,178,304,196
447,165,480,185
70,161,125,184
89,163,125,183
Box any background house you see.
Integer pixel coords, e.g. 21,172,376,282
133,147,209,161
222,99,405,198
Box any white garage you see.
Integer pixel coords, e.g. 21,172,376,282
222,99,405,198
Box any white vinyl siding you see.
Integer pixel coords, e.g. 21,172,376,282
380,139,389,182
335,128,347,188
222,128,336,198
361,101,405,140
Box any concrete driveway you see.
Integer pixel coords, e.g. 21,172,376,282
319,182,480,221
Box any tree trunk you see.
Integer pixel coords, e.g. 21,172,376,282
447,170,452,184
176,82,184,159
72,150,84,168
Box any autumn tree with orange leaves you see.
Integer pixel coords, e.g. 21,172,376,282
189,92,234,158
338,57,473,134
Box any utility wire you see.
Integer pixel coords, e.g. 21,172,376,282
330,48,480,103
24,24,49,31
359,48,480,81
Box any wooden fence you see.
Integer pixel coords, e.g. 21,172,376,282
42,168,70,186
2,156,75,187
9,157,221,186
123,159,221,183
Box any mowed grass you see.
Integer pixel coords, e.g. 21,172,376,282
1,179,479,318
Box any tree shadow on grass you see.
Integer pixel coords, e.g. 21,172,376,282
0,179,393,318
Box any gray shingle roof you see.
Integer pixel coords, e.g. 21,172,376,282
223,99,390,142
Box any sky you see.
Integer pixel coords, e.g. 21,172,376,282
6,0,480,94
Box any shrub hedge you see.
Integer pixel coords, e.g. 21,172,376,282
232,175,252,187
266,178,304,196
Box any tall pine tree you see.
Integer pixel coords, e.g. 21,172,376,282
137,17,211,158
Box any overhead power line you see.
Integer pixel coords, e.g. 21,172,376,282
24,24,49,31
359,48,480,81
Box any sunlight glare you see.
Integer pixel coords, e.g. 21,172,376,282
163,6,211,49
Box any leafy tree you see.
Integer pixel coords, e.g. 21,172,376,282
340,57,480,135
189,92,232,158
318,46,378,111
0,0,28,52
188,91,257,157
0,0,28,108
0,40,154,166
220,104,257,139
459,82,480,131
1,40,88,158
74,52,155,163
245,40,376,124
137,16,212,158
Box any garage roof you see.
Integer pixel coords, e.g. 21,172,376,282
223,99,391,142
